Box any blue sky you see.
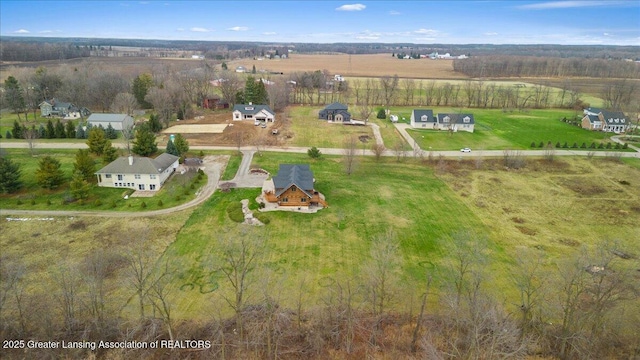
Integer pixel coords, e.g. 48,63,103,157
1,1,639,45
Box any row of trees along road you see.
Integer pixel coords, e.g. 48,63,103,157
0,227,637,359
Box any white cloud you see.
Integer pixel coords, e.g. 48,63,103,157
39,30,53,34
227,26,249,31
14,29,30,34
190,27,211,32
389,10,401,15
414,28,439,35
603,32,610,36
517,1,625,10
336,4,366,11
263,32,277,35
484,32,498,36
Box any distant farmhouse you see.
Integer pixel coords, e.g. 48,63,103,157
39,98,90,119
582,107,628,133
262,164,328,208
319,102,351,122
95,154,179,192
232,104,275,123
410,109,475,133
87,113,134,131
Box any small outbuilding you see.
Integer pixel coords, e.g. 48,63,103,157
87,113,134,131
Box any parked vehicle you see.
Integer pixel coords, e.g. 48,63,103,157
460,148,472,153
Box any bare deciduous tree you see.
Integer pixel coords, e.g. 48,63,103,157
342,135,358,175
111,92,138,115
371,143,386,161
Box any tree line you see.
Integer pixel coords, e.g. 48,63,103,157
0,42,90,62
0,226,637,359
454,55,640,79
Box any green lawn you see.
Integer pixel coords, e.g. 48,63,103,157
285,106,374,148
0,149,204,211
403,108,622,150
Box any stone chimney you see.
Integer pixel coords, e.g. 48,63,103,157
128,156,133,166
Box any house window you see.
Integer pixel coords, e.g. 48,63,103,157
463,117,470,123
134,174,141,179
282,197,288,203
150,175,156,179
443,116,450,123
234,113,240,119
150,184,156,190
105,174,112,178
138,184,145,190
117,174,123,181
301,198,307,203
291,186,296,192
421,115,428,121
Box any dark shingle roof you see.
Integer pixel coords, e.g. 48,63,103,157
96,153,179,175
437,113,475,124
324,102,348,110
585,114,601,124
412,109,434,123
273,164,314,197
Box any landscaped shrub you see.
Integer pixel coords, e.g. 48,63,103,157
614,143,620,149
572,142,578,148
562,142,569,148
530,142,536,148
580,142,587,148
16,199,22,205
590,142,596,148
184,189,190,196
539,141,545,148
598,143,605,149
623,143,628,149
253,212,270,224
158,199,164,207
606,143,612,149
190,183,195,189
555,142,561,148
226,202,245,223
111,200,117,208
47,199,52,206
198,169,204,175
30,199,36,205
140,201,147,208
94,199,102,206
175,195,182,201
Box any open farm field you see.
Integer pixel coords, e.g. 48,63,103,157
230,53,462,79
403,107,620,150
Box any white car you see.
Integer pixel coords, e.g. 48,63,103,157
460,148,472,153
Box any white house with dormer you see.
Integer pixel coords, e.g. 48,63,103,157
582,107,628,133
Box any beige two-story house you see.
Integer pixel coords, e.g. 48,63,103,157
95,153,179,192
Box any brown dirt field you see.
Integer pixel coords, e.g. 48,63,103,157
157,110,285,147
228,53,464,79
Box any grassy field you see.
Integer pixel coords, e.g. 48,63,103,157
0,149,205,211
151,153,640,319
402,107,623,150
283,106,375,148
2,152,639,322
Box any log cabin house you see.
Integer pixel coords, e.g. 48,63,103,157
262,164,328,208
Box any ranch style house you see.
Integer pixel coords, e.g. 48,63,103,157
581,107,628,133
87,113,134,131
232,104,275,123
319,102,352,122
262,164,328,208
95,153,179,192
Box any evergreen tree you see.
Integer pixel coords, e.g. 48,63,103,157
244,76,257,104
35,156,65,189
11,121,22,139
73,149,96,182
102,141,119,164
254,80,268,105
0,157,22,193
69,170,91,200
166,138,179,156
132,73,154,108
4,76,25,120
173,133,190,157
148,113,163,133
86,127,107,155
75,123,85,139
45,119,55,139
54,120,66,138
38,124,46,138
221,62,228,70
65,120,76,138
376,108,386,119
252,64,256,74
105,123,118,139
85,122,93,138
5,131,12,139
132,124,157,156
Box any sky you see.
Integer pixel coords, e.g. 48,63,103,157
1,1,639,45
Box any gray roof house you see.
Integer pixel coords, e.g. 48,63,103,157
87,113,134,131
95,153,179,192
436,113,475,133
262,164,328,208
410,109,435,128
232,104,275,122
39,98,90,119
319,102,351,122
582,108,628,133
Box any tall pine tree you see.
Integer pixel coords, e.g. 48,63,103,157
132,124,157,156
